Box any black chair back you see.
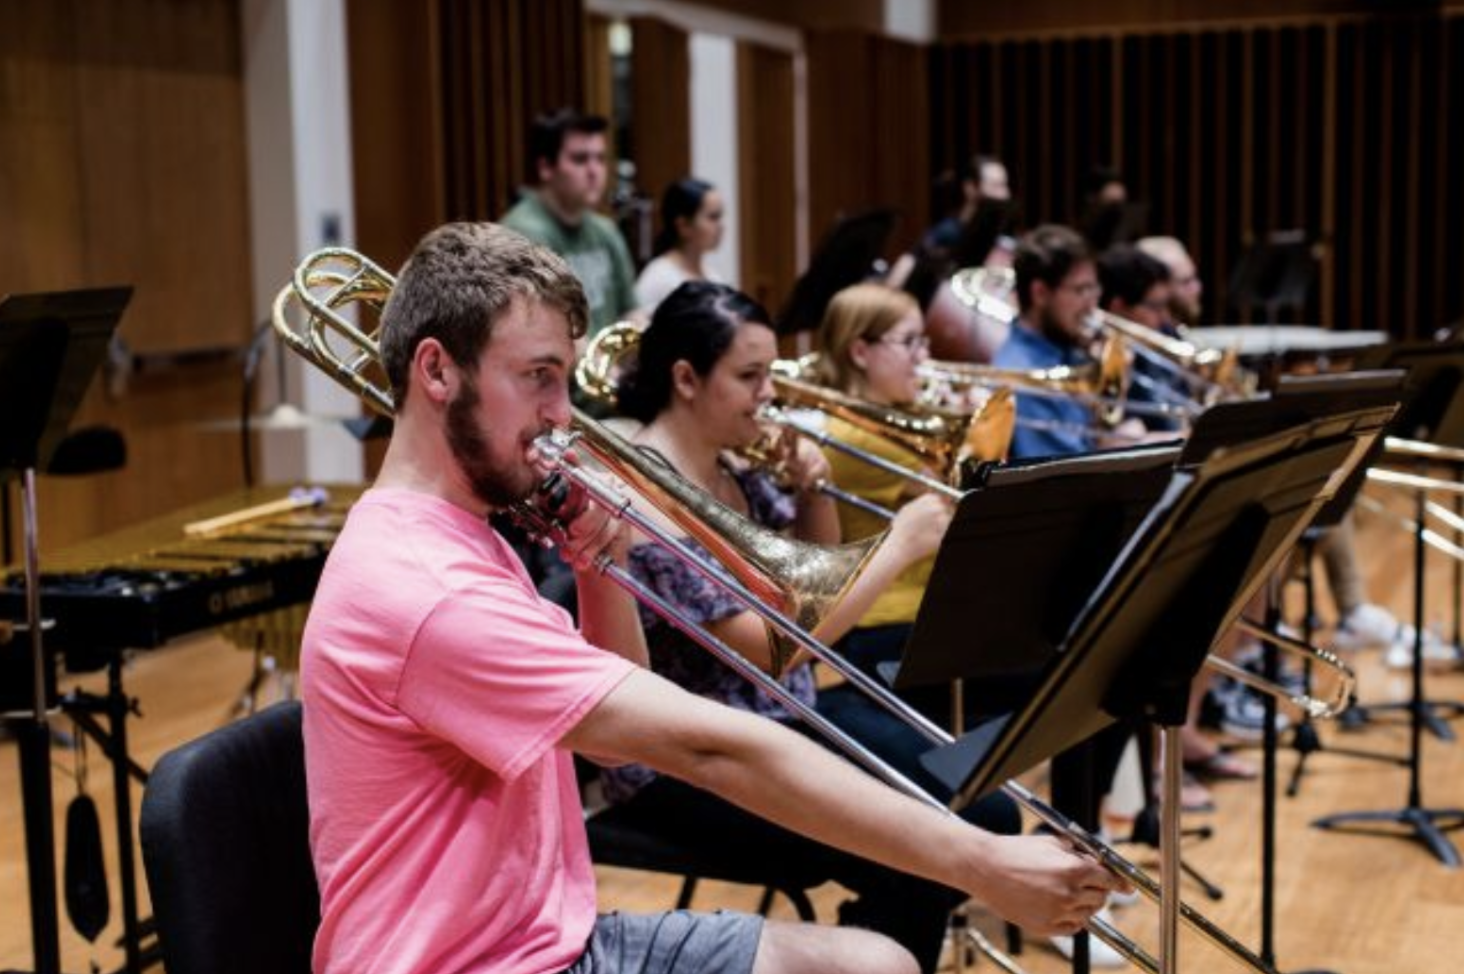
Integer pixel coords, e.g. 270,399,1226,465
140,700,318,974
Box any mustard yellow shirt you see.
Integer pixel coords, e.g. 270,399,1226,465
824,417,935,627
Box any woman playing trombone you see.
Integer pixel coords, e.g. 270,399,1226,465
811,284,955,706
603,280,1027,973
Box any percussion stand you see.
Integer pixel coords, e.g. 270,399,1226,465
0,289,130,974
1313,483,1464,866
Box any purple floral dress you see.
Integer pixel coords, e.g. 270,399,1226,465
601,464,817,804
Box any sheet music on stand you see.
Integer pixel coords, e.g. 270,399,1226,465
1353,339,1464,446
920,402,1394,809
888,371,1405,699
890,445,1179,691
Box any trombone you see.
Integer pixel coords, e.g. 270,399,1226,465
918,332,1136,428
577,321,1014,510
275,245,1356,974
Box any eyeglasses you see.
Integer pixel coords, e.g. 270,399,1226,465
875,333,929,352
1059,280,1101,298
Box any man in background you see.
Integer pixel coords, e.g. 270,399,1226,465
502,107,639,337
1137,235,1203,325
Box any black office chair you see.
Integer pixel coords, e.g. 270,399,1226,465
139,701,318,974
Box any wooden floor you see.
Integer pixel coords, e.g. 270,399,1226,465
4,488,1464,973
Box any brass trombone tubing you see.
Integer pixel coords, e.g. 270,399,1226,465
1356,495,1464,563
1382,436,1464,465
1228,620,1357,719
534,418,1160,973
763,406,963,501
548,415,1314,974
1367,467,1464,496
1085,309,1232,403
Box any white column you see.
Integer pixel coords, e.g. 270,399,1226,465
689,33,740,289
240,0,363,485
884,0,935,43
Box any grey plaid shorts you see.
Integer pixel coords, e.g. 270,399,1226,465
562,910,764,974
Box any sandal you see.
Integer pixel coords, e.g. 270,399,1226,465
1185,749,1259,781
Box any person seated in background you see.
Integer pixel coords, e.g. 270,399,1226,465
810,284,956,697
1095,244,1191,435
1136,235,1204,326
920,154,1012,259
1078,166,1132,253
634,177,727,315
994,224,1147,459
501,107,639,338
602,280,1053,974
1132,238,1432,670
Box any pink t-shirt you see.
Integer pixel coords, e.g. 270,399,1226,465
302,488,635,974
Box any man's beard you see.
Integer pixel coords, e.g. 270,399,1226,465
1038,307,1083,350
445,377,541,508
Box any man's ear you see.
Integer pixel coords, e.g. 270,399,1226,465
1029,279,1052,310
415,339,454,404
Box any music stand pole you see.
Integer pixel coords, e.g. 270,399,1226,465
15,467,63,974
1313,486,1464,865
1158,724,1182,974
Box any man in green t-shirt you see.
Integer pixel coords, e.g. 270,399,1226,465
501,108,639,337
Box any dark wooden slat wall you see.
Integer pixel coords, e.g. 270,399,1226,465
805,30,930,262
0,0,253,553
736,41,797,317
349,0,587,266
629,16,692,225
929,10,1464,338
347,0,443,272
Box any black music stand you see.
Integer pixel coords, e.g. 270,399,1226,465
1310,341,1464,867
1227,230,1316,323
0,287,132,974
910,390,1393,974
897,444,1228,969
1186,370,1405,974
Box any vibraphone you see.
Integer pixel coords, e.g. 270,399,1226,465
0,483,362,974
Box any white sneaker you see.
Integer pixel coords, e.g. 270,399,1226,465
1384,628,1461,669
1332,603,1402,651
1049,908,1127,968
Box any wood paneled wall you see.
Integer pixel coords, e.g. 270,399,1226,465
736,42,797,316
1,0,255,554
629,16,691,221
930,10,1464,336
939,0,1443,37
805,30,931,261
348,0,589,271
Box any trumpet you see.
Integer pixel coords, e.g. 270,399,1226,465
274,245,1356,974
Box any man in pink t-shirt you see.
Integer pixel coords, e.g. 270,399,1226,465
302,222,1121,974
